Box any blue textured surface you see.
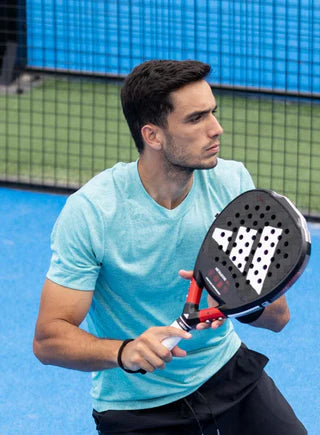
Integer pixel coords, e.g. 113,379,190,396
25,0,320,93
0,187,319,434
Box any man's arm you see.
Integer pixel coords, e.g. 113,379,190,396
33,279,191,373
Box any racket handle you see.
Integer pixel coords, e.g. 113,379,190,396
162,320,187,350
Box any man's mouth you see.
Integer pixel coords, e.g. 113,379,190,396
206,143,220,153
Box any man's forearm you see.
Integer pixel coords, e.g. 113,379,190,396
33,319,122,371
249,295,290,332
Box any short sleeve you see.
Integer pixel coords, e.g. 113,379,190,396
47,193,104,290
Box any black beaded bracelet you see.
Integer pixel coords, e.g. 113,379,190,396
117,339,146,374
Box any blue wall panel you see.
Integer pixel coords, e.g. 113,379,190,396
26,0,320,93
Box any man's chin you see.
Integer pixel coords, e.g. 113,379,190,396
194,156,219,170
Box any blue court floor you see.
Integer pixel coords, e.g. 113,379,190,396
0,187,319,434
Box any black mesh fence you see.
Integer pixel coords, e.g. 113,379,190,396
1,1,319,217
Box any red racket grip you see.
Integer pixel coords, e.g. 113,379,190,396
198,307,226,322
186,277,203,305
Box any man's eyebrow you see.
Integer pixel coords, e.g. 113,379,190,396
184,105,218,122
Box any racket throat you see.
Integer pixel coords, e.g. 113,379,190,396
183,278,226,328
179,302,226,329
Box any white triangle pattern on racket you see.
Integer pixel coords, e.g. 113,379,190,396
229,227,258,272
212,225,283,295
247,226,283,294
212,228,233,252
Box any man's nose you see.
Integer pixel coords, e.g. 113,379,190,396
208,114,223,138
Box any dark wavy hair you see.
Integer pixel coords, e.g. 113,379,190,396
120,60,211,153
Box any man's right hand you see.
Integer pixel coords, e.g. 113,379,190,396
119,326,192,373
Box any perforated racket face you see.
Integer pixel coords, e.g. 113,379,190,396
194,189,311,316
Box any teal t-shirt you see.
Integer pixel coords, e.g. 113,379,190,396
47,158,255,412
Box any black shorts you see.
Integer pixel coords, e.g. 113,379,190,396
92,344,307,435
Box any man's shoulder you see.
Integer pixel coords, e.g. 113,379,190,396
65,161,137,218
199,158,249,183
74,161,136,199
83,161,136,192
213,158,247,174
195,158,254,205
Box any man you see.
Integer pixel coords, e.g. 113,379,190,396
33,60,306,434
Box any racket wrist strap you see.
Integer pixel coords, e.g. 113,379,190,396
237,307,265,324
117,339,146,374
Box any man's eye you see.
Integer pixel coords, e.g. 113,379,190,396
190,115,202,123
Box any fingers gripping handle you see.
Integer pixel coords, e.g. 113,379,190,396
162,320,187,350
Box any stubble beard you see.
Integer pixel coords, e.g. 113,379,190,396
162,133,218,182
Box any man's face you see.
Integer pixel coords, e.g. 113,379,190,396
161,80,223,170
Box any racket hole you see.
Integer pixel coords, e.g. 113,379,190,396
271,214,276,220
237,263,242,268
263,265,268,270
228,266,233,271
257,279,262,284
235,282,240,288
240,219,245,225
260,213,265,219
265,221,270,226
221,232,226,237
264,250,269,255
232,274,237,279
284,253,289,259
271,229,276,234
284,241,289,247
277,222,282,228
247,213,253,219
249,264,254,269
235,213,240,218
255,205,260,211
285,229,290,234
271,242,275,247
245,242,249,247
239,249,243,254
268,272,272,277
226,249,230,255
254,270,259,275
245,204,250,210
215,257,220,262
266,205,271,211
264,236,269,241
227,221,232,227
276,264,281,269
253,221,258,226
278,235,282,240
276,249,281,254
239,235,244,240
257,257,261,262
222,261,227,266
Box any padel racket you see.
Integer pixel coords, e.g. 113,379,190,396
163,189,311,350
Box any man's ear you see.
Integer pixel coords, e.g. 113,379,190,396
141,124,163,151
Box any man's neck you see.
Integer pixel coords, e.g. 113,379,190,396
137,156,194,210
